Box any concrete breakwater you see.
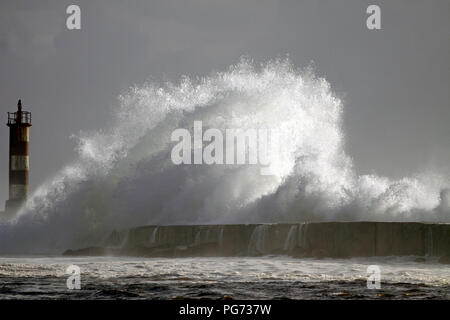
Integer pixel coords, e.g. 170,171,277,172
64,222,450,262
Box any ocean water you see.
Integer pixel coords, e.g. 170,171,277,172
0,256,448,300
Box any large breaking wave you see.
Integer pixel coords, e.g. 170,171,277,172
1,58,449,253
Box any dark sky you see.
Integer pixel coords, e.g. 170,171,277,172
1,0,449,208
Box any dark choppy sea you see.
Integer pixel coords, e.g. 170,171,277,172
0,256,448,299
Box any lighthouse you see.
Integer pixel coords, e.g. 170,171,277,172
5,99,31,214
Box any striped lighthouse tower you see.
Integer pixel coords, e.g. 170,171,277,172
5,99,31,214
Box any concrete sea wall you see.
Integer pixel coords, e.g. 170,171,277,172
64,222,450,262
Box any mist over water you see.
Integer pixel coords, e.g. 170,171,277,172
1,58,449,253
